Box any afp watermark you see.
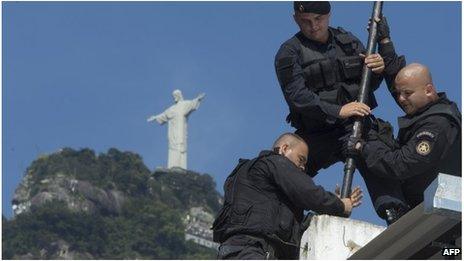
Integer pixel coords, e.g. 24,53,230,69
442,247,461,257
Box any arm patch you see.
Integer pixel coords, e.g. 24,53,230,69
416,140,432,156
414,130,437,156
416,131,436,140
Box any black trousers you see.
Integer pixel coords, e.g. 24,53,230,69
356,155,410,218
296,118,409,220
217,235,276,260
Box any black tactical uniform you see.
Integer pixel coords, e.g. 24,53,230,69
361,93,461,209
275,2,406,225
275,27,377,176
212,150,346,259
275,23,405,177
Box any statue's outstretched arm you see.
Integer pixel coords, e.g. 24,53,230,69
196,93,206,101
186,93,205,112
147,112,168,125
147,115,156,122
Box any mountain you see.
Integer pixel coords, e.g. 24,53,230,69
3,148,222,259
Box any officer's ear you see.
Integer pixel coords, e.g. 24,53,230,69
280,143,290,155
424,83,436,96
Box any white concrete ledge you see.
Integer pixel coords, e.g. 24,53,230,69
299,215,385,259
424,173,461,220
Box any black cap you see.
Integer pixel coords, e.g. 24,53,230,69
293,1,331,14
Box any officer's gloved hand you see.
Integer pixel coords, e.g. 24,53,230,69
342,136,365,159
376,16,390,43
348,136,365,157
367,16,391,43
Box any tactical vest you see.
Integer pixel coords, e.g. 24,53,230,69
298,27,364,105
212,154,302,256
287,28,375,131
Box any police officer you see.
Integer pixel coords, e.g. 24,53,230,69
352,63,461,224
212,133,363,259
274,1,403,177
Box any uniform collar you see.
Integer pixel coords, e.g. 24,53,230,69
397,92,451,128
258,150,278,157
297,27,335,48
414,92,448,116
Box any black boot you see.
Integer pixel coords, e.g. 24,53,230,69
384,206,409,226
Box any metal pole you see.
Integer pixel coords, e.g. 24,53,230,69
341,1,383,198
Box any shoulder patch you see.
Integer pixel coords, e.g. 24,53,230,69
416,140,431,156
416,131,436,140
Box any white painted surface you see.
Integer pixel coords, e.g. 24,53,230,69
185,234,219,250
299,215,385,260
424,173,461,218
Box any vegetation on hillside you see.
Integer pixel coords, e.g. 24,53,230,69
3,148,220,259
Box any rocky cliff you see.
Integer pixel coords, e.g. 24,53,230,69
3,148,222,259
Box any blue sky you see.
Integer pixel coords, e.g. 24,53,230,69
3,2,461,226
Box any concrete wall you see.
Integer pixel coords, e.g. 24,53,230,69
300,215,385,259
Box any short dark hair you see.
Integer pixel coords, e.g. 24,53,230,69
272,133,307,149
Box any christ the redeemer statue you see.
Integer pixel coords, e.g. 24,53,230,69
147,89,205,169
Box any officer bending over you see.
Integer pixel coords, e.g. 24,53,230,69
212,133,363,259
351,63,461,224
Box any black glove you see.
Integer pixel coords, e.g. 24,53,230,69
368,118,399,148
377,16,390,42
342,136,365,158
